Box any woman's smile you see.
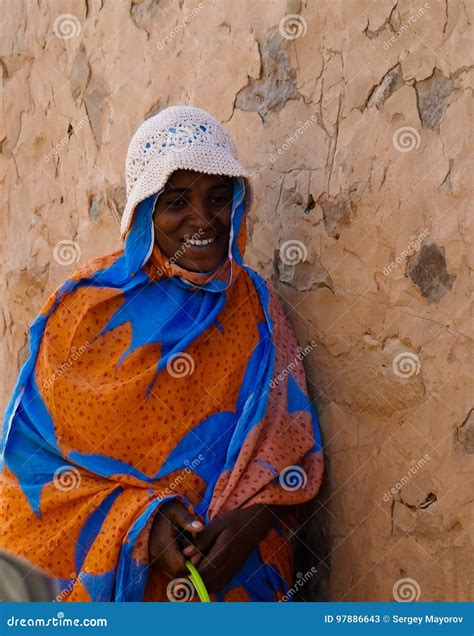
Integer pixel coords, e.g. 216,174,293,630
180,232,224,257
182,234,217,246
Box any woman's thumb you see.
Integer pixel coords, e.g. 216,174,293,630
170,502,204,533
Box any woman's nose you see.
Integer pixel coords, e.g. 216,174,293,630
188,200,215,226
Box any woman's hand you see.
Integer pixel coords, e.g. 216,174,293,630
148,499,204,578
182,504,277,594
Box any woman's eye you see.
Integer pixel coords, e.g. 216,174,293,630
166,197,187,209
212,194,232,207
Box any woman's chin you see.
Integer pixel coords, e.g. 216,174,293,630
178,254,226,273
175,245,229,273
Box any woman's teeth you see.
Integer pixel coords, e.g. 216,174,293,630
186,236,217,246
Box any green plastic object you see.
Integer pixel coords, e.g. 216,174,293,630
185,560,211,603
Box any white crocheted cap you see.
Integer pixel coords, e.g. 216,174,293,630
121,105,254,237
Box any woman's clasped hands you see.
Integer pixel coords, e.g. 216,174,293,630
149,499,275,594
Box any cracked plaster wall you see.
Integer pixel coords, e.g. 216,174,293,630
0,0,472,601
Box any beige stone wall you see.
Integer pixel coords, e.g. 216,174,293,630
1,0,472,601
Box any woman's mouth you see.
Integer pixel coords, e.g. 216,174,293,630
186,236,217,247
180,234,220,254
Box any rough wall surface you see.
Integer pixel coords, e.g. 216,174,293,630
0,0,472,601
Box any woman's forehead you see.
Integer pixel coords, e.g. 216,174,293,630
165,169,233,189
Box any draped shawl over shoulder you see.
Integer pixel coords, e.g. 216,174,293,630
0,177,323,602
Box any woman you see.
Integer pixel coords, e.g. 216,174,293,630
0,106,323,602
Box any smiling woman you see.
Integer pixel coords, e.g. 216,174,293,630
0,106,323,602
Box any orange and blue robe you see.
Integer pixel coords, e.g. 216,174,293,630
0,178,323,601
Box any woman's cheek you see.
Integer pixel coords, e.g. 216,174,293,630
154,212,183,236
218,207,232,229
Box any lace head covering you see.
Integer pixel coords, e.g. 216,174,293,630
121,105,254,237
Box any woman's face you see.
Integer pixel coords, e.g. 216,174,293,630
153,169,234,273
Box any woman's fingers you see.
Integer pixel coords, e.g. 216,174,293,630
162,540,187,576
150,501,203,577
181,518,225,569
190,517,223,553
182,543,199,556
181,539,203,564
168,502,204,533
190,553,202,566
